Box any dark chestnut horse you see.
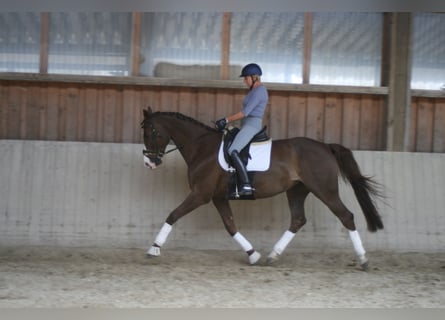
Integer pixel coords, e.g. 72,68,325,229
141,107,384,270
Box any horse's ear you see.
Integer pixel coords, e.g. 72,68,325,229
143,107,152,118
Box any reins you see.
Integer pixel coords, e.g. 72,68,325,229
163,145,180,155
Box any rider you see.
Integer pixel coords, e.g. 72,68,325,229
215,63,269,197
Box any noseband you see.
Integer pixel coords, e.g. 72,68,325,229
141,118,178,165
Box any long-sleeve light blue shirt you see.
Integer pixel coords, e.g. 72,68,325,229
242,85,268,118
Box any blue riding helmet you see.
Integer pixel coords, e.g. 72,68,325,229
240,63,262,77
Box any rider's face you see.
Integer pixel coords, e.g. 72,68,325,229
243,76,253,88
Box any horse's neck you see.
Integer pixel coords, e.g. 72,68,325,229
161,117,219,164
162,117,208,142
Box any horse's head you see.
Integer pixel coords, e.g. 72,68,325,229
141,107,171,169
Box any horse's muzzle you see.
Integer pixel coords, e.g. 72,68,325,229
143,150,163,169
143,155,162,169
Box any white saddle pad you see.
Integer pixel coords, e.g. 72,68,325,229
218,139,272,172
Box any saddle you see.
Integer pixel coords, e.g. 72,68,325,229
220,126,271,200
222,126,269,167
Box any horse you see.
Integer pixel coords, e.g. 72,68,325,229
141,107,384,270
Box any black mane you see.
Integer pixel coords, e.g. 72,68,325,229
146,111,218,132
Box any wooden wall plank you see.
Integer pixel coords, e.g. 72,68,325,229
103,88,118,142
287,94,307,138
141,86,160,112
197,89,216,126
133,88,143,143
215,90,234,121
114,88,124,142
84,87,98,142
25,86,41,139
416,98,435,152
95,87,104,142
342,94,361,149
0,83,6,138
269,92,288,139
178,88,198,118
375,96,386,149
76,86,86,141
122,88,137,143
57,86,67,140
45,86,60,140
433,99,445,152
359,95,380,150
306,94,324,141
5,84,26,139
407,98,418,152
37,84,48,140
160,88,179,112
323,94,343,143
19,85,27,139
64,87,80,141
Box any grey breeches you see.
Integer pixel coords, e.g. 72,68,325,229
228,117,263,154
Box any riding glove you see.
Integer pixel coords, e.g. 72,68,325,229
215,118,228,131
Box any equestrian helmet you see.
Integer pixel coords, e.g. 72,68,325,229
240,63,262,77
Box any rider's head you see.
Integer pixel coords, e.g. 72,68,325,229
240,63,262,90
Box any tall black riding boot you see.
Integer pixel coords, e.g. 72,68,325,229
230,150,254,197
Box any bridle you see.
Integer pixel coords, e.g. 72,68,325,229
141,117,178,165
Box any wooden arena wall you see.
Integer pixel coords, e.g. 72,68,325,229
1,77,444,152
0,140,444,252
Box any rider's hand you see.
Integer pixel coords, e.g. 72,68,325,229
215,118,228,131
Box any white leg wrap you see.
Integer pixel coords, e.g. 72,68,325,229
349,230,366,257
233,232,253,252
147,246,161,256
272,230,296,255
154,222,172,247
248,251,261,265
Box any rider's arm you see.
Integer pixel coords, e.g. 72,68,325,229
226,111,245,123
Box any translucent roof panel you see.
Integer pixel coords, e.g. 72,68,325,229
310,12,382,86
411,13,445,90
230,12,305,83
0,12,40,73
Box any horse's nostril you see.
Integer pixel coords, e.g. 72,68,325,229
152,157,162,166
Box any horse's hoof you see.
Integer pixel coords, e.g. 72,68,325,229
359,256,369,271
360,260,369,271
266,251,279,265
146,246,161,257
248,251,261,265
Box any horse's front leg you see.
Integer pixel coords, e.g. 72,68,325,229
267,184,308,264
147,192,208,257
212,197,261,265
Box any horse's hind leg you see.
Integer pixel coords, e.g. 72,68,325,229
316,191,369,270
213,197,261,265
267,183,309,265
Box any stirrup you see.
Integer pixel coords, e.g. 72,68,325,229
240,184,254,194
230,184,254,198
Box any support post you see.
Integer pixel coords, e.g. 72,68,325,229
302,12,313,84
131,12,142,76
220,12,232,80
386,13,412,151
39,12,50,74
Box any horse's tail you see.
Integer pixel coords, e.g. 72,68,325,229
329,144,384,232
